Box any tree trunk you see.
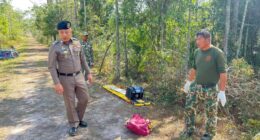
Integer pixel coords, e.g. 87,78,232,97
56,0,62,20
47,0,53,5
160,0,168,49
244,26,249,57
186,0,191,72
7,11,12,39
236,0,250,58
99,41,113,74
232,0,240,42
83,0,87,30
223,0,231,58
70,0,73,23
114,0,120,82
65,0,69,19
73,0,78,27
123,15,128,77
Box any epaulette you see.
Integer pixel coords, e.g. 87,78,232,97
71,37,79,41
51,41,60,47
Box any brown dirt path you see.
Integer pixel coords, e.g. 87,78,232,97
0,38,148,140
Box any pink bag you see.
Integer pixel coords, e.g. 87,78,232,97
125,114,151,136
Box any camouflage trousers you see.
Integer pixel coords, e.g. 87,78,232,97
184,83,218,137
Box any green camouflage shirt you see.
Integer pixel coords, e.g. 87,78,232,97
80,41,94,66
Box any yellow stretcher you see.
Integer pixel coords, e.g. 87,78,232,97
103,85,151,106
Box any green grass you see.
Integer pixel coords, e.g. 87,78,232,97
0,41,27,96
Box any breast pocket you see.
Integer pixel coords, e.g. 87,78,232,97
57,50,70,60
73,47,81,57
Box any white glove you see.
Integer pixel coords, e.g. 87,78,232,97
217,91,227,107
183,80,192,93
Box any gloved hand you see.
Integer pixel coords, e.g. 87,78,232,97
183,80,192,93
217,91,227,106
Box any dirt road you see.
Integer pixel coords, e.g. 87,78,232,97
0,38,145,140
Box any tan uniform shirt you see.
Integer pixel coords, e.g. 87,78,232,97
48,38,90,84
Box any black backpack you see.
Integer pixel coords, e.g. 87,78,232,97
126,86,144,101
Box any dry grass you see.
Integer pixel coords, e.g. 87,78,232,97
0,42,27,97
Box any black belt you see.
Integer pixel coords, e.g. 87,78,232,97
198,84,216,88
58,71,80,76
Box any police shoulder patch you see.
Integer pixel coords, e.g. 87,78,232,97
52,40,58,45
71,37,79,41
72,39,81,48
51,41,60,47
67,23,71,28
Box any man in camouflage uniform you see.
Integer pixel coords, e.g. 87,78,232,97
81,32,94,68
181,29,227,140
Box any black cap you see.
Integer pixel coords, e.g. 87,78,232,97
57,20,71,30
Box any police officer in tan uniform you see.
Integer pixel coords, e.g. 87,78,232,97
48,21,93,136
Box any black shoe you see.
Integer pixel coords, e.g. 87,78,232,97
68,127,77,136
79,121,88,128
179,131,193,139
201,133,212,140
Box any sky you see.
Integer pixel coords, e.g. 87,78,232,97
11,0,46,11
10,0,210,11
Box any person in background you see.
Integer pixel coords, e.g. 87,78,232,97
80,32,94,68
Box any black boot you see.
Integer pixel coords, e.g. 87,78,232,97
79,121,88,128
201,133,212,140
68,127,77,136
179,131,193,140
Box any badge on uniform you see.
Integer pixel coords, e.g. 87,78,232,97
205,55,212,62
63,50,69,58
72,43,81,56
61,46,69,58
67,23,71,28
